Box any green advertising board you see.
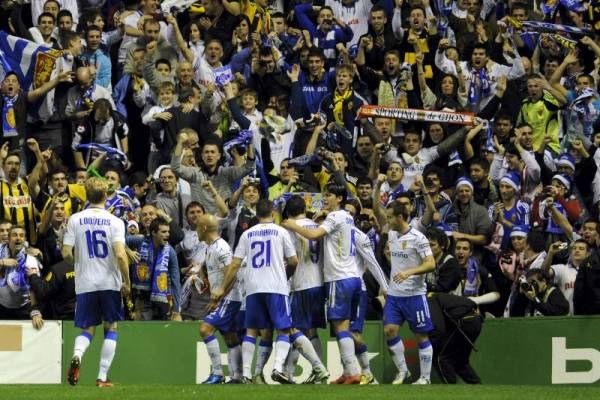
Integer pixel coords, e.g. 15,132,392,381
61,317,600,385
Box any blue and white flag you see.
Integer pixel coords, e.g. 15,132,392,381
0,31,70,122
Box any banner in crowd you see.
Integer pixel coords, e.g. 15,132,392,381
0,321,62,384
0,31,67,121
358,105,476,125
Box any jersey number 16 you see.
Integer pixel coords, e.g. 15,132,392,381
85,230,108,259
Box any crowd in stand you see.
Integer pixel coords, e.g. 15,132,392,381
0,0,599,329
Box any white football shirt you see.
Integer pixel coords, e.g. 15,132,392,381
320,210,361,282
388,228,433,297
234,223,296,296
205,237,242,302
63,207,126,294
550,263,578,316
289,218,324,292
354,228,390,293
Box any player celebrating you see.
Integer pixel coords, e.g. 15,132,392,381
283,183,363,384
200,214,244,384
345,202,390,384
212,199,298,384
283,195,329,384
384,201,436,384
63,177,130,387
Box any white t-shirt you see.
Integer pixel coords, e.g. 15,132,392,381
320,210,361,282
326,0,371,47
388,228,433,297
551,263,578,315
0,251,40,309
179,228,206,265
205,237,242,302
289,218,324,292
63,207,126,294
234,223,296,296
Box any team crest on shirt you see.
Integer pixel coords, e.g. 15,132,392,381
402,241,407,249
156,272,168,292
511,214,517,222
137,262,150,282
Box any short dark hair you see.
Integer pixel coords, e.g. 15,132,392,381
526,268,550,283
185,201,205,214
388,199,409,221
284,195,306,218
60,30,79,48
470,157,490,171
85,24,102,36
149,217,169,234
455,237,472,251
423,165,444,180
346,198,362,216
38,12,56,25
57,9,73,20
271,12,285,19
356,176,373,187
128,171,148,187
256,199,274,219
573,238,590,251
155,58,171,70
526,231,546,253
49,166,68,178
370,4,386,14
307,47,325,62
425,227,450,251
325,183,348,206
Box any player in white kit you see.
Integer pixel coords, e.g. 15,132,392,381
283,183,363,384
384,201,436,385
345,199,389,384
213,200,325,385
199,214,244,384
63,177,130,387
283,195,329,384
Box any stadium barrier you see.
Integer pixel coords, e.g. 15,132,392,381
3,317,600,384
0,320,62,383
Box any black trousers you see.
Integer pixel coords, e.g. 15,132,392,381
432,315,483,384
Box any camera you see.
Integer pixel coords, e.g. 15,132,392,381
247,177,261,186
519,275,537,292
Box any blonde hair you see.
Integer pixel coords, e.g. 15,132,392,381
85,177,108,204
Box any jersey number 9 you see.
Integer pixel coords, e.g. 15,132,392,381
85,229,108,259
251,240,272,269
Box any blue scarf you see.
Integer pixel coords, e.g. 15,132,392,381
131,238,172,304
389,183,406,203
131,239,152,291
150,244,171,304
2,94,18,138
105,190,135,219
463,257,480,296
0,246,29,294
76,83,96,110
570,88,599,124
468,68,491,105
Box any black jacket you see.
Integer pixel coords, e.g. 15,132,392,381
574,251,600,315
28,261,75,320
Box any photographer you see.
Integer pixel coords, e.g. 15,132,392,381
512,269,569,317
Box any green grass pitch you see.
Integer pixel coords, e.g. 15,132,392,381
1,385,599,400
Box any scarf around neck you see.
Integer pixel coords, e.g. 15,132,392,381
468,67,491,105
463,256,480,296
2,93,19,138
131,238,172,303
333,89,353,125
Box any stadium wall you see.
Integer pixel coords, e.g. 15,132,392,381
2,317,600,384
